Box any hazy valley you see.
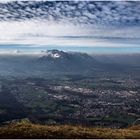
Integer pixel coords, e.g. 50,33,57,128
0,50,140,130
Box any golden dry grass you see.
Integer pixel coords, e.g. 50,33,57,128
0,121,139,139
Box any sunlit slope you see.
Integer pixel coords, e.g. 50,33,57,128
0,121,140,139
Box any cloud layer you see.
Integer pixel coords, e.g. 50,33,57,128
0,1,139,49
0,1,140,26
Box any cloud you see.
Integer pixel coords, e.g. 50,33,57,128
0,1,139,47
0,20,139,47
0,1,139,26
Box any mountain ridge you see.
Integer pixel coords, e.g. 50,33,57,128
0,120,140,139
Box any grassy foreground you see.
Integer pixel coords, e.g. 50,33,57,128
0,121,140,139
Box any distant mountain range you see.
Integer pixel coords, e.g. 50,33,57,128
37,50,100,73
0,50,140,77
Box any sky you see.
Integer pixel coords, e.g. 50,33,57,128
0,0,140,53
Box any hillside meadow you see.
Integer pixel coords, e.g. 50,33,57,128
0,120,139,139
